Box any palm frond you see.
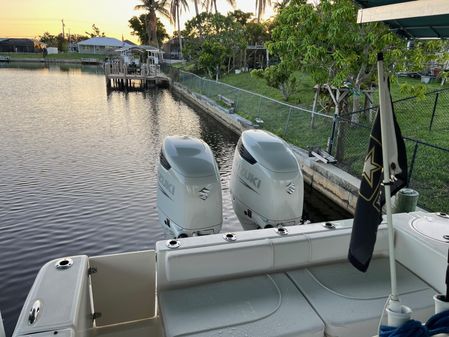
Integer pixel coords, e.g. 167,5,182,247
201,0,212,12
256,0,271,21
227,0,236,8
158,6,171,19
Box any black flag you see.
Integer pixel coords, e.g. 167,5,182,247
348,75,407,272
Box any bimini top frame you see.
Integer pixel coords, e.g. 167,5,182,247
355,0,449,39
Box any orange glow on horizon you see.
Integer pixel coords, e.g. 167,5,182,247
0,0,274,44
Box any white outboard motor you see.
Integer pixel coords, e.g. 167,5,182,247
157,136,222,238
230,130,304,230
0,310,5,337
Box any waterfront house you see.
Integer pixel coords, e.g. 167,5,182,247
0,38,46,53
77,37,133,55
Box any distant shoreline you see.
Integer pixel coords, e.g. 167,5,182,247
0,53,105,65
7,58,104,65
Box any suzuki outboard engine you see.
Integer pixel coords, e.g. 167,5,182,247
230,130,304,230
157,136,222,238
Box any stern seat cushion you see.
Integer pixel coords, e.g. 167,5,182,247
159,273,324,337
287,257,436,337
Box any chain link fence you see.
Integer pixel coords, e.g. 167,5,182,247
163,65,449,212
337,89,449,211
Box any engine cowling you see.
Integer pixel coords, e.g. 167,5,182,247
230,130,304,230
157,136,222,238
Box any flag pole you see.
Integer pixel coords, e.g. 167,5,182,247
377,53,412,326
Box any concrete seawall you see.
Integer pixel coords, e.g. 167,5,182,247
172,82,360,215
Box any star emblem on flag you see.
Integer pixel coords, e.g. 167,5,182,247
362,147,382,189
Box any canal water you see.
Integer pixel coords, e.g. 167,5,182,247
0,64,350,336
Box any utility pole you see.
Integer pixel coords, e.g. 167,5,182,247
61,19,65,39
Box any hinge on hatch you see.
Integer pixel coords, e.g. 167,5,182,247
91,312,102,320
88,267,97,275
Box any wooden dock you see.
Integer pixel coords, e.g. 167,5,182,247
104,62,170,90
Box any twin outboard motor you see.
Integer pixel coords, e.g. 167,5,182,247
230,130,304,230
157,136,222,238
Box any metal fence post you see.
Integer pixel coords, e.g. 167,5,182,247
234,89,240,112
203,78,209,97
284,107,292,136
429,92,440,131
257,95,262,117
407,142,419,187
327,94,340,155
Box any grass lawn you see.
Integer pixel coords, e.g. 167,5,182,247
221,71,316,107
220,71,449,107
176,67,449,212
0,52,105,60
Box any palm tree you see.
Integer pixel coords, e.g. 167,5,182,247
202,0,236,14
273,0,289,12
192,0,200,16
134,0,170,48
169,0,189,58
255,0,271,22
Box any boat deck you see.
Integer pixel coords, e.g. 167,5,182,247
11,212,449,337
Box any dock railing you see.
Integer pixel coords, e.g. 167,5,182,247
104,62,160,77
163,65,449,212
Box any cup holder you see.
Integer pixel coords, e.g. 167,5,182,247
55,258,73,270
223,233,237,242
166,239,181,249
275,226,289,235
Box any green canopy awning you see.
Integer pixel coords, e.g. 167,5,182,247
354,0,449,39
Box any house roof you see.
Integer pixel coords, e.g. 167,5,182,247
78,37,132,47
0,38,36,46
354,0,449,39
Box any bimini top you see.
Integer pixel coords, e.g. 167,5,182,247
354,0,449,39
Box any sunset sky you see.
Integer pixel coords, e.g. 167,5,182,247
0,0,275,43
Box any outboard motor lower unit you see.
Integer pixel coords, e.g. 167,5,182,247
230,130,304,230
157,136,222,238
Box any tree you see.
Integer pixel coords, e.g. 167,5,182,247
129,15,168,46
192,0,200,16
269,0,446,115
183,12,247,77
273,0,290,12
134,0,170,47
245,21,270,45
202,0,236,14
228,10,252,26
255,0,271,22
85,24,105,38
70,34,89,43
169,0,189,57
252,63,297,101
39,32,58,46
269,0,447,160
39,32,67,51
